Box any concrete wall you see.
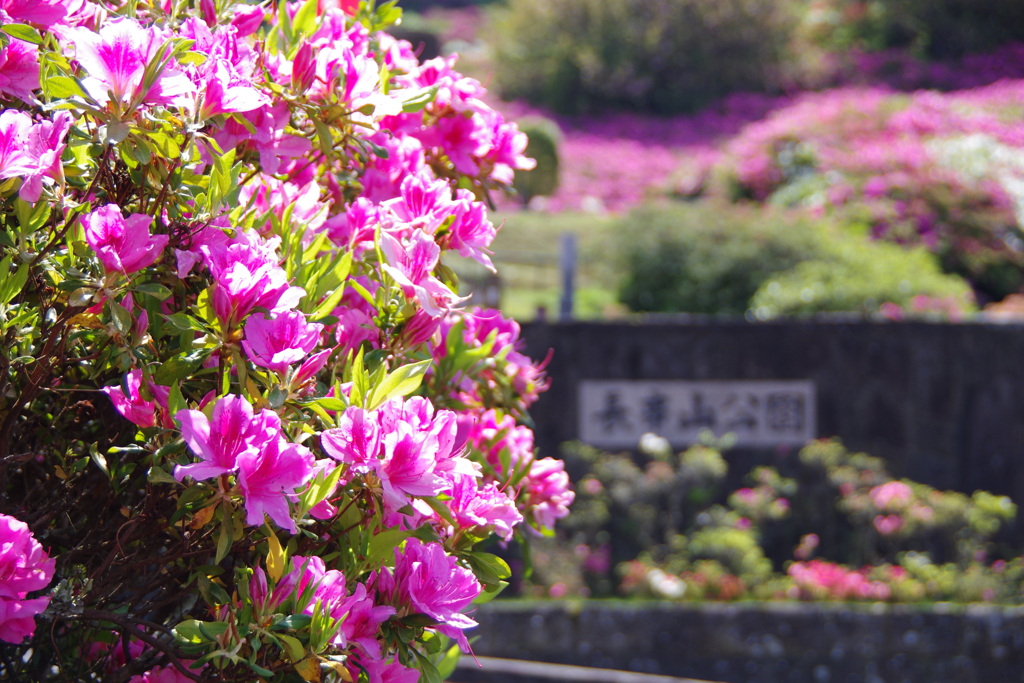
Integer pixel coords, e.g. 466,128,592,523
470,601,1024,683
520,321,1024,509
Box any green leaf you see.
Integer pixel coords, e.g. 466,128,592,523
89,443,109,477
350,348,368,409
174,620,229,644
135,282,172,300
291,0,319,37
436,643,462,680
1,24,43,45
420,496,457,528
147,465,179,486
366,528,410,566
367,360,430,410
276,633,305,662
413,650,443,683
466,552,511,588
43,75,86,102
309,251,353,320
154,350,209,386
168,381,186,418
162,312,207,333
0,258,28,306
215,515,234,564
272,614,313,631
108,299,133,336
472,580,508,605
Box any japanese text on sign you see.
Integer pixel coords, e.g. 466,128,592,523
578,380,816,448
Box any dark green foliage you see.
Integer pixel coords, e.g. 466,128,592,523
512,117,562,205
487,0,791,115
615,201,975,316
807,0,1024,59
614,202,823,314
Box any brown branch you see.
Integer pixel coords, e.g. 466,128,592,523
77,609,202,682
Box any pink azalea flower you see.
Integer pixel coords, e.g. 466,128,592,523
321,406,381,473
200,234,305,328
0,514,54,644
174,394,281,482
377,418,447,512
0,39,39,103
443,190,497,271
20,111,72,202
380,230,459,317
292,349,332,389
324,197,381,254
444,473,522,541
387,538,480,651
66,18,195,110
242,310,323,375
213,101,311,174
230,4,265,37
128,665,199,683
362,659,421,683
336,583,395,658
237,436,315,533
870,481,913,511
0,0,69,27
102,369,171,429
81,205,169,275
0,110,36,181
523,458,575,530
194,58,269,120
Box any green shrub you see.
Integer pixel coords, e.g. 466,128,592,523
512,116,562,205
487,0,791,114
799,0,1024,58
614,202,826,314
749,235,976,318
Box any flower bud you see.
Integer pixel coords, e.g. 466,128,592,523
292,41,316,94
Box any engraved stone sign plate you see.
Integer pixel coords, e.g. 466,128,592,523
578,380,816,449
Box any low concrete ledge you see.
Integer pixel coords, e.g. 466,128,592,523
469,601,1024,683
454,656,719,683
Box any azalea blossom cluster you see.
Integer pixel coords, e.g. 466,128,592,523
0,0,569,680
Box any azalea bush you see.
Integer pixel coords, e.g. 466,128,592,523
708,84,1024,303
0,0,574,681
544,437,1021,604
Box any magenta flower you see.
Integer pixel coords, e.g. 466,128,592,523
20,111,72,202
230,4,265,37
444,473,522,541
174,394,280,482
213,102,311,174
0,0,69,27
194,58,269,120
242,310,323,375
0,110,36,182
321,406,381,473
377,419,446,513
102,369,171,429
201,234,305,328
0,514,54,644
336,583,395,658
444,191,497,271
388,538,480,650
523,458,575,531
128,665,200,683
81,205,168,275
66,18,195,110
0,39,39,103
361,659,421,683
380,230,459,317
237,437,315,533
